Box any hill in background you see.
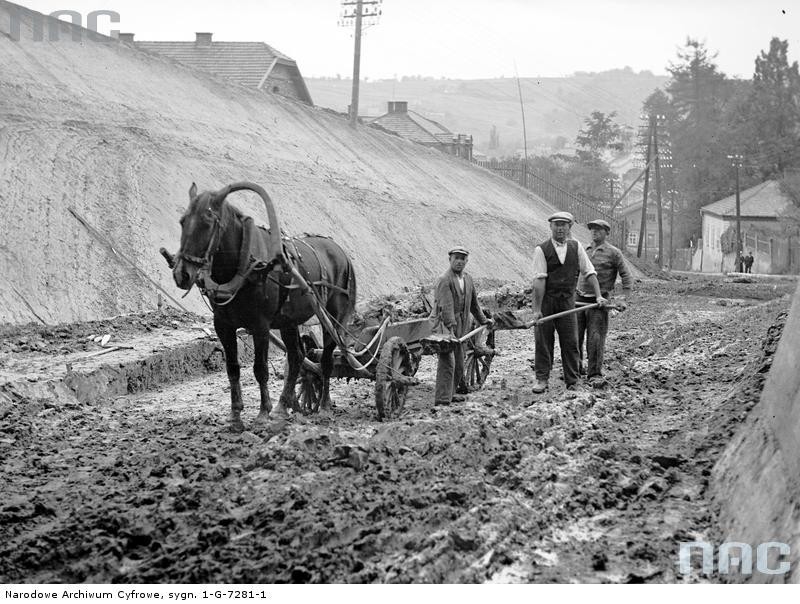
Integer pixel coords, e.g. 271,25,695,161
0,0,590,325
307,69,669,157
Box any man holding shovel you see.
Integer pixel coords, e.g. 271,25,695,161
531,212,607,394
576,219,633,388
431,247,494,405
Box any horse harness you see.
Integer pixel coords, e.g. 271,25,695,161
269,235,351,314
180,209,349,308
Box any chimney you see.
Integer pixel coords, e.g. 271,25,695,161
118,32,135,43
195,32,213,45
388,101,408,114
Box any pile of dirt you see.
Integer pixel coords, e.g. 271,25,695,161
1,1,582,326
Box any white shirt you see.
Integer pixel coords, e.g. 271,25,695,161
456,275,464,292
531,238,597,280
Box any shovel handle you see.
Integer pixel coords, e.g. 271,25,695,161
525,302,600,328
458,324,487,343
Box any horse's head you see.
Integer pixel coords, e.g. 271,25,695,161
172,182,231,290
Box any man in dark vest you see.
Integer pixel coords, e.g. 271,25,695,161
531,212,607,394
431,247,494,405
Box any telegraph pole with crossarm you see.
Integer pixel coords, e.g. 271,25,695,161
339,0,383,128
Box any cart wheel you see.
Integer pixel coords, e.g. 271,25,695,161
464,329,495,390
375,336,413,421
283,334,324,414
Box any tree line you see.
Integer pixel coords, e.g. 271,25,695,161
512,37,800,248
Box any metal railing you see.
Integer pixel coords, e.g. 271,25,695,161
473,159,625,247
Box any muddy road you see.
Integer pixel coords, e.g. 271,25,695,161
0,278,793,583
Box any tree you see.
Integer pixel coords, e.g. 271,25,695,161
746,38,800,177
575,110,623,161
665,39,735,240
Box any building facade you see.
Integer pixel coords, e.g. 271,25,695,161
368,101,473,160
119,32,313,105
694,180,799,274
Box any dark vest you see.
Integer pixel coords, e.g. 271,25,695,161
541,239,579,298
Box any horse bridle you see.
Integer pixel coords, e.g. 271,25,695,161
176,208,223,293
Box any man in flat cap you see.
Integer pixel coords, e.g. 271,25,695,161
531,212,606,393
431,247,494,405
576,219,633,387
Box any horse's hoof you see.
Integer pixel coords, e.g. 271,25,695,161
254,411,271,426
229,419,245,433
270,406,290,420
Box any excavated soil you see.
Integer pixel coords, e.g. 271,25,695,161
0,278,793,583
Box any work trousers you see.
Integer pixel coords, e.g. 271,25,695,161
534,295,580,386
577,302,609,378
434,341,465,404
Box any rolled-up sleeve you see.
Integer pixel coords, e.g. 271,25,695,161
616,250,633,290
577,244,597,278
532,246,548,279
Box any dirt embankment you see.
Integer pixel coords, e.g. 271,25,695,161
0,0,583,326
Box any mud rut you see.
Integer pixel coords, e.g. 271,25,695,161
0,280,791,583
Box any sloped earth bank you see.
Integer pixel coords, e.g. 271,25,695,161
0,279,794,583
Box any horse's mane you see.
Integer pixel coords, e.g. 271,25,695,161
188,192,246,223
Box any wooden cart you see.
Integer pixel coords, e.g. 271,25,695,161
271,314,496,421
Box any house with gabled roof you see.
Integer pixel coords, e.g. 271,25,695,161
368,101,473,160
695,179,799,274
119,32,312,105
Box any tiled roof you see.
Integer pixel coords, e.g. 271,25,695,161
701,180,791,218
133,41,294,88
370,110,454,145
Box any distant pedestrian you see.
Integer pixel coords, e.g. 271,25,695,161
576,219,633,388
530,212,607,394
744,251,755,273
737,251,744,273
431,247,494,405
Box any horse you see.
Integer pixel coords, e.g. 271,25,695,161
165,182,356,432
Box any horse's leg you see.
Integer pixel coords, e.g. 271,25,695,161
273,326,301,418
252,331,272,426
215,318,244,433
319,330,335,414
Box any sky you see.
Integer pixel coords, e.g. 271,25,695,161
18,0,800,80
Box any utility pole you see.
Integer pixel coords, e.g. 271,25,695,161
668,188,677,268
653,114,665,268
637,115,654,258
727,154,744,270
514,64,528,189
339,0,383,128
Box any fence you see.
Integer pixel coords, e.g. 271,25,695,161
473,159,624,247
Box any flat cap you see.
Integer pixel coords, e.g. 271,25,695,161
587,219,611,231
548,211,575,224
448,246,469,256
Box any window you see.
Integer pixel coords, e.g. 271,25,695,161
647,212,656,222
627,232,638,246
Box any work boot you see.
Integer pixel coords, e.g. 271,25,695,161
451,394,467,403
532,380,548,394
566,383,583,392
455,384,471,395
434,399,450,406
588,376,607,389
